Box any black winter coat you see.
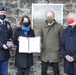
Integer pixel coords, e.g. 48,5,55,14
0,21,13,61
61,26,76,74
13,27,35,68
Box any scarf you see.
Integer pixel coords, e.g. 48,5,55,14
21,26,30,36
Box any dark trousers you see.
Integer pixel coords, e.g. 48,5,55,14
18,68,30,75
41,61,60,75
0,60,8,75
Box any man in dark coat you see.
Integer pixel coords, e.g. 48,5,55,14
0,6,13,75
61,12,76,75
40,11,63,75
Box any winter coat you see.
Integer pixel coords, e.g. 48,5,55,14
61,26,76,74
13,27,35,68
40,21,63,62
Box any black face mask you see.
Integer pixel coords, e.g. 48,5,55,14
0,15,6,20
23,22,29,27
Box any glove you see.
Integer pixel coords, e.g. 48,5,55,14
3,44,8,50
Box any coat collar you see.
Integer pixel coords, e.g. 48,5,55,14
68,26,76,36
0,19,5,24
44,20,58,28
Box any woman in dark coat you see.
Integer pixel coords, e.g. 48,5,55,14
13,15,35,75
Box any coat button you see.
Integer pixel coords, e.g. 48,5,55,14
70,37,72,39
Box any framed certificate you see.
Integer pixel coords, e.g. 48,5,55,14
19,36,41,53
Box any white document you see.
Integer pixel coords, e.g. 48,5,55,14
19,36,41,53
29,36,41,53
19,37,29,53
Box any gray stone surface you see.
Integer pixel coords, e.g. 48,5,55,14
0,0,75,75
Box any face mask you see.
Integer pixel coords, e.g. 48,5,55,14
23,22,29,27
0,15,6,20
47,18,54,23
68,19,76,26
